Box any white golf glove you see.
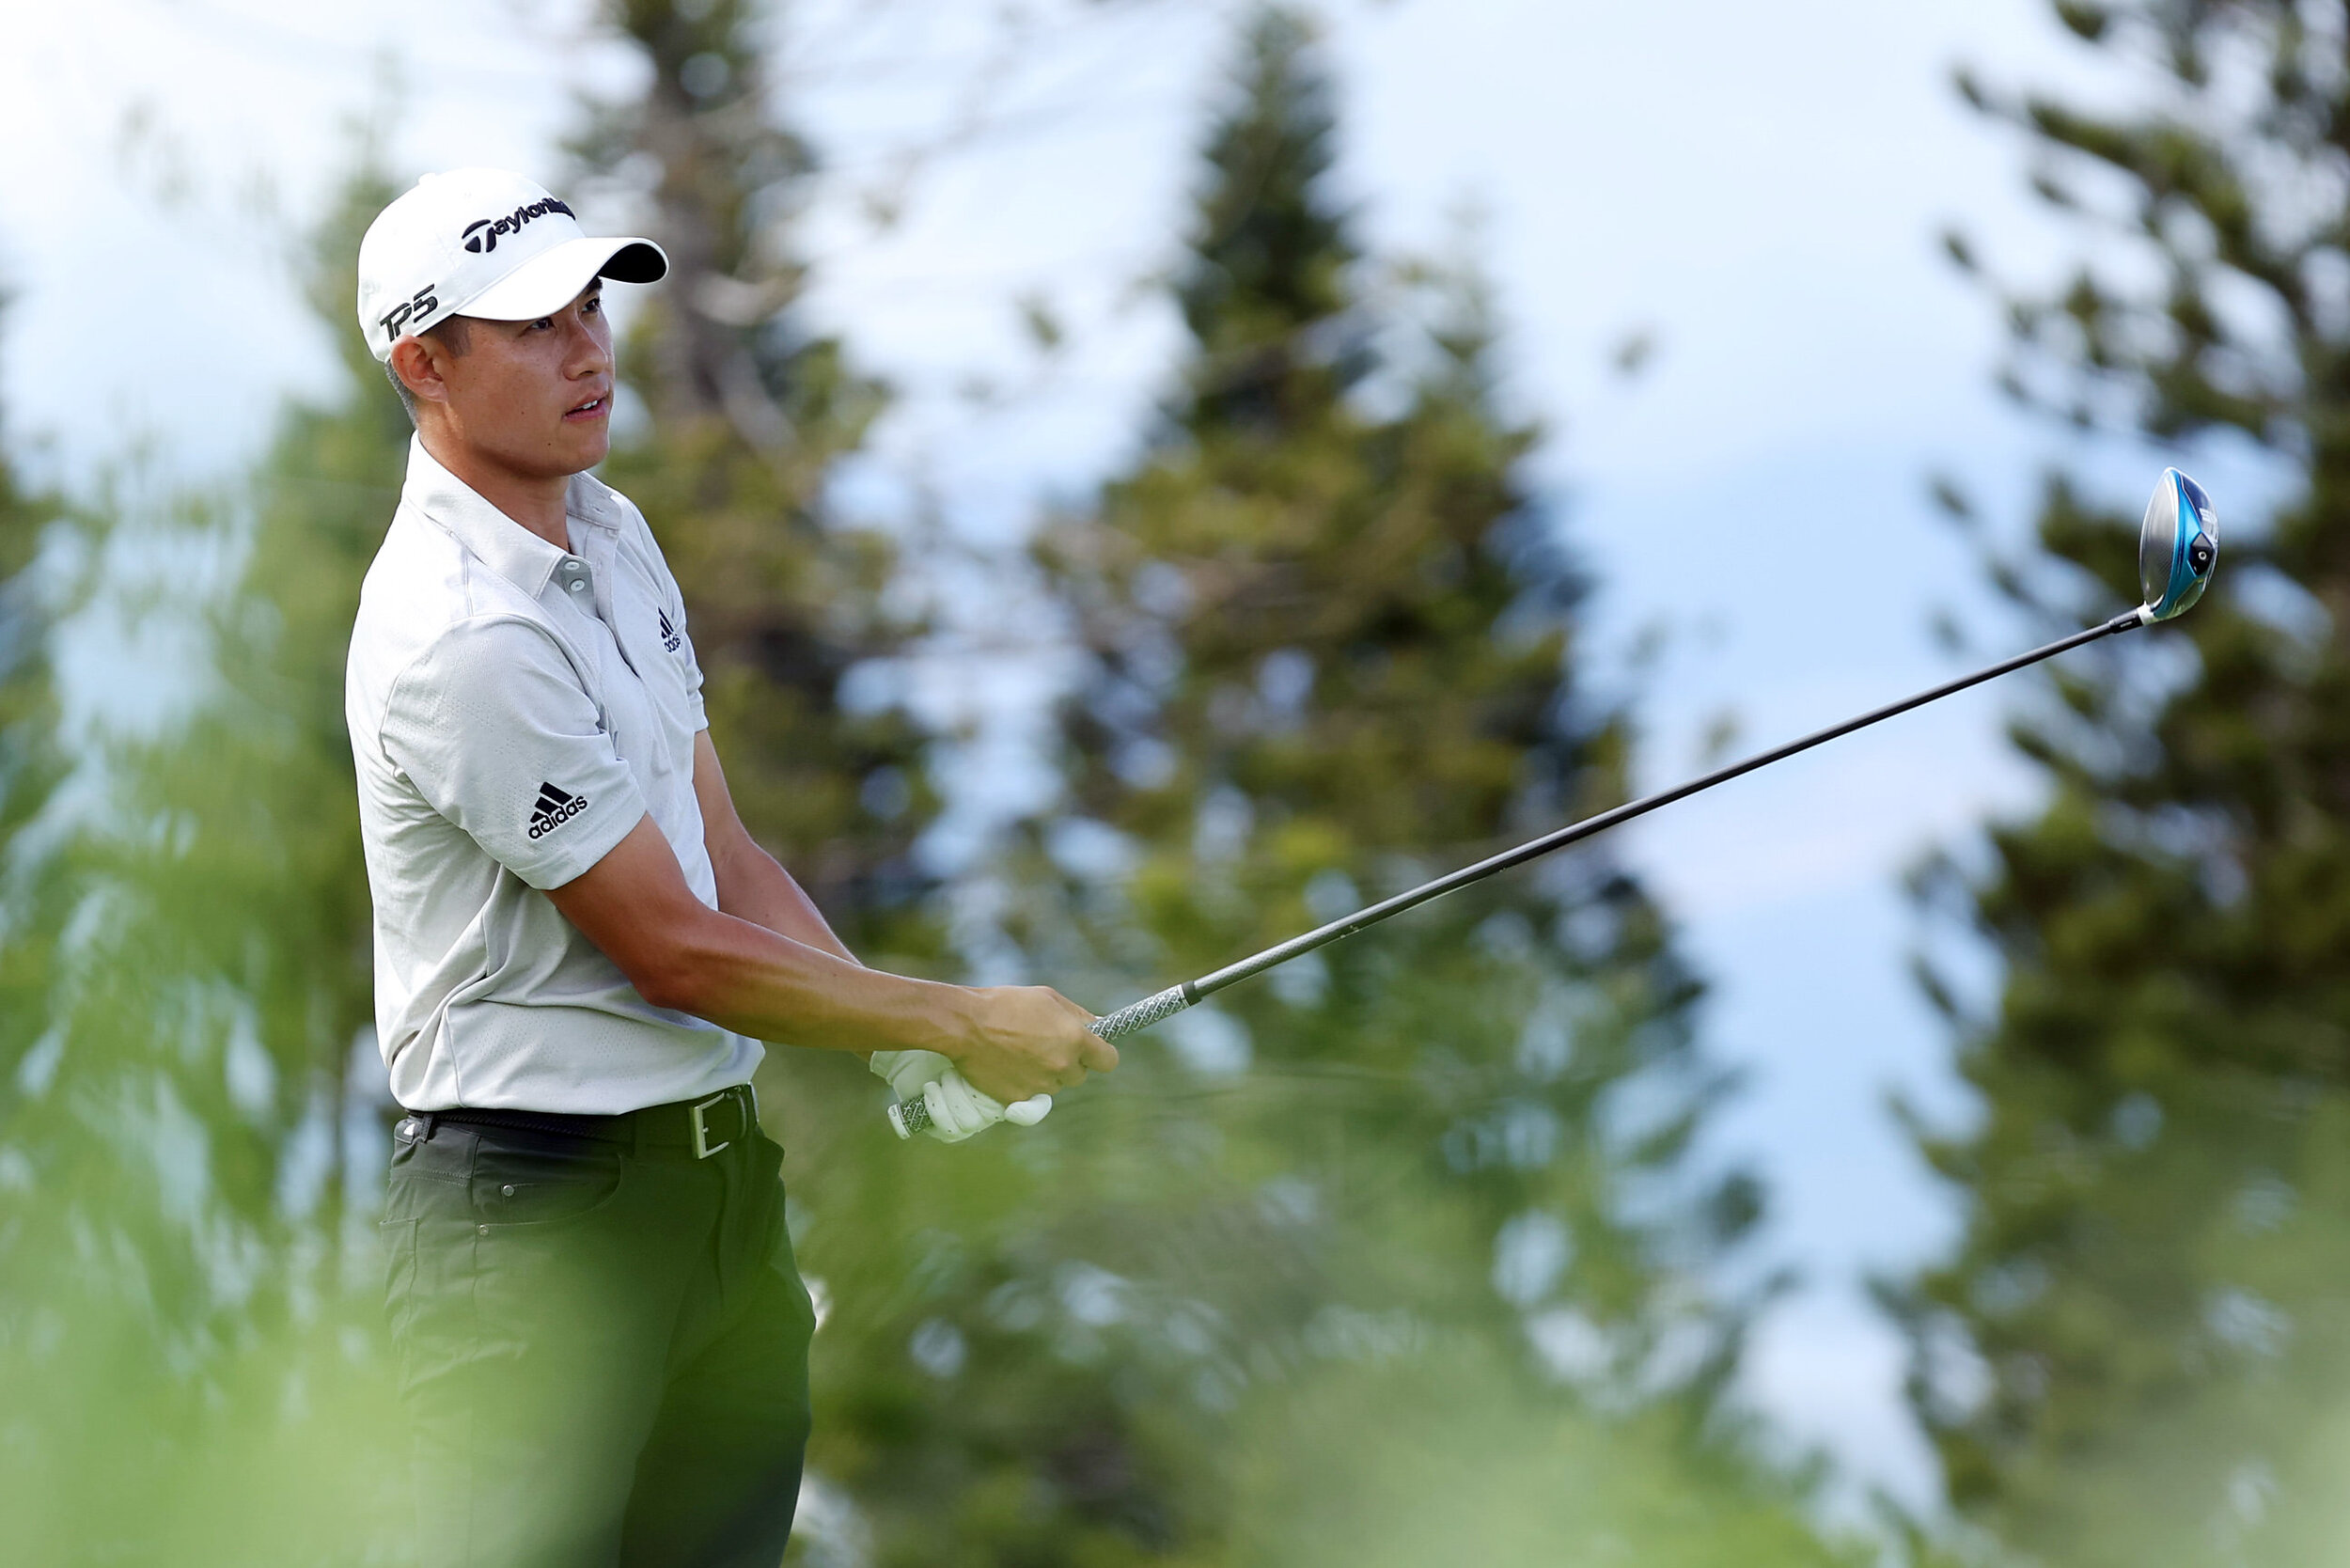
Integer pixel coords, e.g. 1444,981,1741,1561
870,1047,955,1105
870,1050,1052,1143
918,1070,1007,1143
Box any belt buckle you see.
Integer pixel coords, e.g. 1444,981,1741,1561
689,1091,734,1160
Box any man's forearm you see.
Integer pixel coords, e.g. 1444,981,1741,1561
711,835,858,965
546,811,1104,1104
657,905,1104,1106
656,905,970,1058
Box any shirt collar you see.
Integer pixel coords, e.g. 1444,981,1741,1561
565,468,628,535
399,437,623,600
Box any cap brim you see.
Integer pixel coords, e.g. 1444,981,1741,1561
457,235,668,322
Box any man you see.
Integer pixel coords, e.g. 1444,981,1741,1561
347,168,1113,1568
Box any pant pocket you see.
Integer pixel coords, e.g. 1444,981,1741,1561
466,1141,627,1229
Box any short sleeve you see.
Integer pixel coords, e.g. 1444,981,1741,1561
381,617,647,889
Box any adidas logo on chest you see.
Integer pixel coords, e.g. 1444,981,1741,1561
528,781,588,839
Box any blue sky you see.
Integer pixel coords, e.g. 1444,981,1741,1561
0,0,2184,1513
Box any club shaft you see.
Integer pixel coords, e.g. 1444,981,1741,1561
898,608,2146,1128
1173,609,2144,1006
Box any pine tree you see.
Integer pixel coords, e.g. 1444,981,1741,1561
793,12,1844,1562
571,0,934,964
1897,5,2350,1562
1039,3,1731,1370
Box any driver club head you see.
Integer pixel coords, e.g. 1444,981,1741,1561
2139,467,2219,622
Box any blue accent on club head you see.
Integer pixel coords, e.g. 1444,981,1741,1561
2145,467,2217,622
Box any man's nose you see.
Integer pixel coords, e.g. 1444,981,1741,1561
564,318,612,375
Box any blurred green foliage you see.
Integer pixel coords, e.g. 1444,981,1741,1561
0,155,411,1562
0,278,82,1552
0,3,1856,1565
1898,2,2350,1562
0,285,62,1170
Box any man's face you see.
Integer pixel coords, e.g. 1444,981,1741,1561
413,282,614,478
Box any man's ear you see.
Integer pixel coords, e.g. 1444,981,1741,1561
388,335,454,411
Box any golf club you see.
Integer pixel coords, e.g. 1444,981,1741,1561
889,466,2220,1139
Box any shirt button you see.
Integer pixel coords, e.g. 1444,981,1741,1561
501,1184,516,1197
478,1224,491,1236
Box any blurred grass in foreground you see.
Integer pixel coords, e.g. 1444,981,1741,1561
2,1281,403,1564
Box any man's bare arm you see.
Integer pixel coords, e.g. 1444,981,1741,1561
691,730,855,964
544,814,1115,1105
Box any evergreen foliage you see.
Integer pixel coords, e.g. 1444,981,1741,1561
0,284,65,1166
0,279,82,1539
791,11,1846,1562
572,0,935,964
1040,5,1737,1374
1899,5,2350,1561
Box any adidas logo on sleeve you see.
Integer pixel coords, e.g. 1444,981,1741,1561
528,781,588,839
658,610,682,653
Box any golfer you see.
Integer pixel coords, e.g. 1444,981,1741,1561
346,168,1113,1567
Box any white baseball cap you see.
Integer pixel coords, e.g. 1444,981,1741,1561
355,168,667,363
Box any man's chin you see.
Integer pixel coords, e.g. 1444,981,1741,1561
547,426,612,476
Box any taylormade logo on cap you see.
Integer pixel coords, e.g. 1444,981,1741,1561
462,197,574,256
355,168,668,364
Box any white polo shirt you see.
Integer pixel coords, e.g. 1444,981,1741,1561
346,437,761,1113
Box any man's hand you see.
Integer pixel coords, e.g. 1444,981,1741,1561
920,1070,1040,1142
947,985,1117,1105
872,1048,1055,1143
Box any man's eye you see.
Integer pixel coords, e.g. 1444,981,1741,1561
584,295,603,315
529,318,553,331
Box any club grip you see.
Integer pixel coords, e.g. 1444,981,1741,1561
885,1091,1050,1139
888,1097,928,1138
1089,985,1192,1042
885,985,1194,1138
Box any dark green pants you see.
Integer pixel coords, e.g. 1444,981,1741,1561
381,1103,814,1568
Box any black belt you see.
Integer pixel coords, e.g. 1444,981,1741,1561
399,1082,758,1161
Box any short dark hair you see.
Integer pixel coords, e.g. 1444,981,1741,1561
384,316,476,425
